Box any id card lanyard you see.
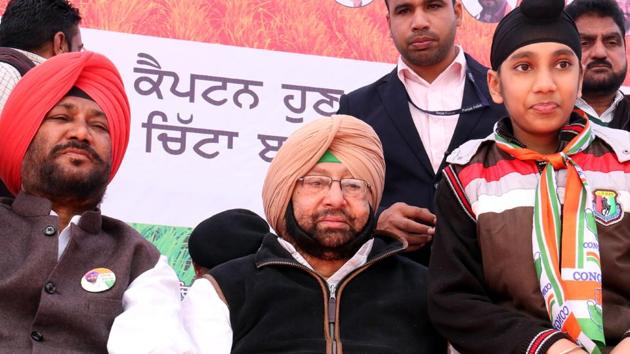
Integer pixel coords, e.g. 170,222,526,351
406,71,490,116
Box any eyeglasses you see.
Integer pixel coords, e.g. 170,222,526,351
297,175,371,198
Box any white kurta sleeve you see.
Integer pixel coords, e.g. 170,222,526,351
107,255,194,354
181,277,232,354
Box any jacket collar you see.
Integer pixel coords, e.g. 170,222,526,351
6,191,103,234
255,231,406,269
447,114,630,165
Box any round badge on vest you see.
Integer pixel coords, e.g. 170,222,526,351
81,268,116,293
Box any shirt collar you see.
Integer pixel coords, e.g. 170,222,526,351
276,236,373,287
12,48,47,65
574,90,625,123
50,210,82,228
396,45,466,86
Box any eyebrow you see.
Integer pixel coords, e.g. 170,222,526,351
508,51,535,60
309,166,332,175
508,48,576,60
581,32,623,40
603,33,624,40
54,103,106,118
551,48,577,57
393,2,411,11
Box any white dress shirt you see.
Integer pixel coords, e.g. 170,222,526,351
397,46,467,173
575,91,625,126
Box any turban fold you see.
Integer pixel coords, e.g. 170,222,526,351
262,115,385,233
0,51,130,195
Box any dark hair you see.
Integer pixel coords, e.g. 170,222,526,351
0,0,82,51
565,0,626,37
384,0,457,12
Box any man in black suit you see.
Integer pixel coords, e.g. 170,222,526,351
338,0,505,264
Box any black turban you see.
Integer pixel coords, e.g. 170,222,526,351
490,0,581,70
188,209,269,270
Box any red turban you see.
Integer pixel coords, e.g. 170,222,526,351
0,51,130,195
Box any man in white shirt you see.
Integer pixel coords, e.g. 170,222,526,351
337,0,505,265
567,0,630,130
182,115,444,354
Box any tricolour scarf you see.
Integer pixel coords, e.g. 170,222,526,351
495,113,604,353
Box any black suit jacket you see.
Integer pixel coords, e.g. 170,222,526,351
610,94,630,131
337,54,506,264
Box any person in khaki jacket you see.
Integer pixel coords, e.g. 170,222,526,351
182,115,445,354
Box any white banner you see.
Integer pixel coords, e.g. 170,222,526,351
83,28,393,228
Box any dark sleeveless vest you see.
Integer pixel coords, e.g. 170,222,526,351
0,193,160,353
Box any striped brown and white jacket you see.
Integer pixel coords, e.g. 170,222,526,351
428,119,630,354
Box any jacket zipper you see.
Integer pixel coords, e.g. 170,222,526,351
328,283,337,354
258,242,404,354
329,246,404,354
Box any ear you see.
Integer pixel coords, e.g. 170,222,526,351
454,1,463,27
487,69,504,104
51,31,68,56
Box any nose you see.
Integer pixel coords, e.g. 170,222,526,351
67,119,91,142
322,180,346,207
532,67,557,94
411,8,429,31
590,39,607,59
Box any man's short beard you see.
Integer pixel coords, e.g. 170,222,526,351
284,203,375,261
22,141,110,208
400,28,457,69
582,65,627,98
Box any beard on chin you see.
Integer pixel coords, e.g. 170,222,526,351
582,67,627,97
22,141,111,207
284,203,374,261
39,158,110,204
401,28,456,68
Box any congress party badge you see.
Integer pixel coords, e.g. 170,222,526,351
81,268,116,293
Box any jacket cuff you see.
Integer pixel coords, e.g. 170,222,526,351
525,329,570,354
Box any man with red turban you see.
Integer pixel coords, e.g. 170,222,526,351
182,115,445,354
0,51,190,353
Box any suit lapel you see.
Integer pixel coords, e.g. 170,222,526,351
378,69,435,177
444,57,492,169
446,72,484,156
